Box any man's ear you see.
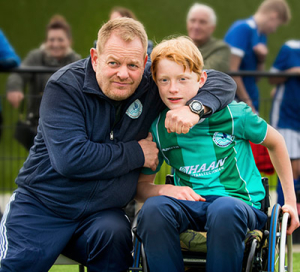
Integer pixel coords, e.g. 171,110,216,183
90,48,98,72
198,71,207,88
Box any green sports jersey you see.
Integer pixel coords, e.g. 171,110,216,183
142,101,268,209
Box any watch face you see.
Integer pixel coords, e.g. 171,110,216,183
192,102,202,111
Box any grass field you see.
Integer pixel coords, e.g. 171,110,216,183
48,252,300,271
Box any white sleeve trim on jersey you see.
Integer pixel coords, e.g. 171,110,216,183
227,105,235,135
256,123,269,145
286,40,300,49
246,19,256,29
230,47,245,57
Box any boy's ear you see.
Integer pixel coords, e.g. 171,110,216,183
198,71,207,88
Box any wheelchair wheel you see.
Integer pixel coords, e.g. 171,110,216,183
245,239,257,272
268,204,293,272
140,243,148,272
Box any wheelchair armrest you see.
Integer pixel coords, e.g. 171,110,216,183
260,177,270,214
166,174,174,185
131,210,143,242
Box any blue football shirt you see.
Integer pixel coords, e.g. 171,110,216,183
225,17,267,111
270,40,300,131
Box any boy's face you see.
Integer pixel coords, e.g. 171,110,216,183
155,58,207,110
261,11,283,34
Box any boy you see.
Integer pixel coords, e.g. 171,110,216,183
135,36,299,272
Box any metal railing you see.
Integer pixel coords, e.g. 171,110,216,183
1,66,300,77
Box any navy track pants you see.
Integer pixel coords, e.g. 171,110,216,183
0,191,132,272
137,195,267,272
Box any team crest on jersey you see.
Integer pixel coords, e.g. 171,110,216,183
213,132,234,147
126,99,143,119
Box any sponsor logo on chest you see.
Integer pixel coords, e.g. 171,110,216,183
179,157,228,177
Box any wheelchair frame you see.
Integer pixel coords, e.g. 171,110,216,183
130,177,293,272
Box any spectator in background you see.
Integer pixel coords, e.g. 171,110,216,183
0,29,21,140
269,40,300,212
6,15,81,149
224,0,291,112
109,6,153,57
109,6,137,20
186,3,230,72
0,29,20,69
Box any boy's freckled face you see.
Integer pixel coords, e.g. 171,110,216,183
156,58,204,110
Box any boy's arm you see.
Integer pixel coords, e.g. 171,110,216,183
135,173,205,203
261,125,300,234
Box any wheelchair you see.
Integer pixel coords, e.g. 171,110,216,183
130,176,293,272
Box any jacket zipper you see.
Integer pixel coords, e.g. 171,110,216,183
104,78,150,142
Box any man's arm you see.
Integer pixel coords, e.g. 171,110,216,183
6,50,39,108
135,173,205,203
164,69,236,134
261,125,300,235
40,80,158,180
193,69,236,114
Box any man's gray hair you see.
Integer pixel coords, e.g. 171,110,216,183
187,3,217,26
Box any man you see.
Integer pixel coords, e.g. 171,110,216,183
135,36,299,272
186,3,230,72
0,18,235,271
224,0,291,112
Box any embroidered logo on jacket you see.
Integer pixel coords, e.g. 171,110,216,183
213,132,234,147
126,99,143,119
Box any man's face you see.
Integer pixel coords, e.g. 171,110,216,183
91,32,147,101
155,58,206,110
261,12,282,34
187,9,215,46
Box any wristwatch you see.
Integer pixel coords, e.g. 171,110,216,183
188,100,205,118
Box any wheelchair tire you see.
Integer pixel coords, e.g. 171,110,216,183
268,204,293,272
